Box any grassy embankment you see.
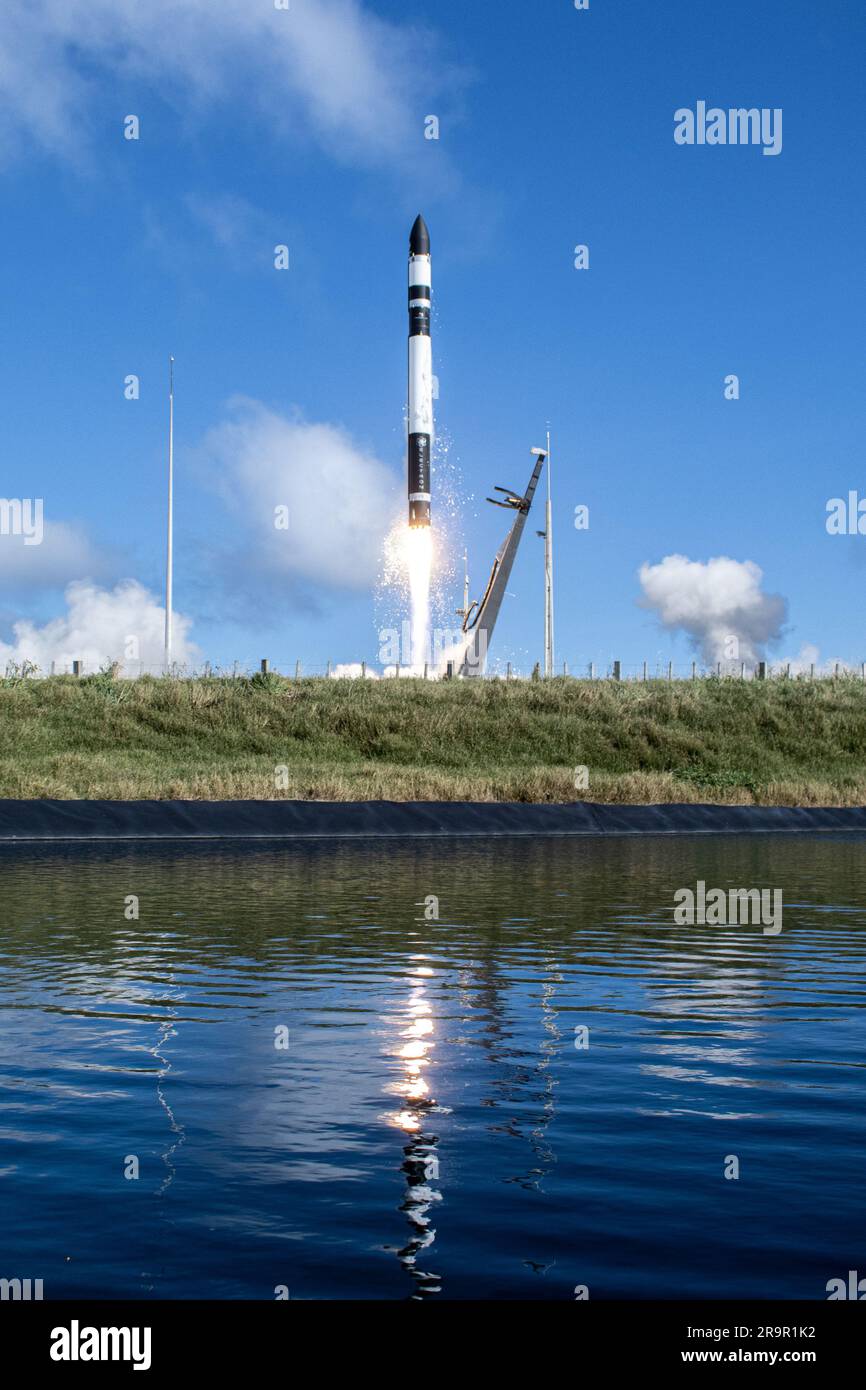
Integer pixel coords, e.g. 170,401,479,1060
0,669,863,803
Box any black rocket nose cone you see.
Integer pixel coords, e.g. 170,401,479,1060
410,214,430,256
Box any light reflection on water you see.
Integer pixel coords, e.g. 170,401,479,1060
0,834,865,1299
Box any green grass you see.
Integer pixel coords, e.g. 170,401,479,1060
0,671,864,803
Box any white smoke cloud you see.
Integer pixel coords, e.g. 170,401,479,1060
0,0,432,167
781,644,855,676
638,554,787,664
201,397,400,593
0,579,199,674
331,662,377,679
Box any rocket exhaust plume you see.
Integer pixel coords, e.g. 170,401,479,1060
406,525,432,670
406,215,433,668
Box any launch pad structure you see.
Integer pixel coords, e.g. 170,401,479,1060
457,446,547,677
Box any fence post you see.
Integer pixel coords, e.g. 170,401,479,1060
741,662,745,680
563,661,568,676
72,660,82,677
446,660,454,680
757,661,767,680
260,659,269,675
612,660,621,681
423,662,428,680
396,662,401,680
326,660,331,678
589,661,595,681
643,660,648,682
361,661,366,678
668,661,673,682
506,662,512,681
691,661,696,680
295,660,301,679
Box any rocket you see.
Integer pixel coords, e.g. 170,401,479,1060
407,214,432,527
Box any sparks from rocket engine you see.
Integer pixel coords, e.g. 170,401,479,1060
376,428,464,673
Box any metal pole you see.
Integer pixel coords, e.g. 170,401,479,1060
544,430,554,677
164,356,174,671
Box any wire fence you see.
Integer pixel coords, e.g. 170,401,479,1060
10,657,866,683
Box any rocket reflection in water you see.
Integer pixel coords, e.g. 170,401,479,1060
383,958,442,1298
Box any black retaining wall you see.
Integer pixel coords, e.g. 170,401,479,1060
0,800,864,841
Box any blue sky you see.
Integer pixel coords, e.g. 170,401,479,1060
0,0,863,674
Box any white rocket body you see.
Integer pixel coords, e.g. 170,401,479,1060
407,217,432,527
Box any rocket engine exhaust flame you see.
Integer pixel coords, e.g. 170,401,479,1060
406,526,432,671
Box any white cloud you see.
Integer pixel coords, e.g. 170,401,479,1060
0,579,199,674
0,0,431,167
0,519,108,587
201,396,400,592
638,554,788,664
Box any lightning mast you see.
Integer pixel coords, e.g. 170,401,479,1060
544,428,554,677
164,355,174,671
